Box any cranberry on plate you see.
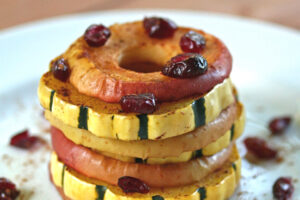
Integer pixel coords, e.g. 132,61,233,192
0,178,20,200
269,116,292,134
244,137,277,159
143,17,177,38
273,177,294,200
10,129,42,150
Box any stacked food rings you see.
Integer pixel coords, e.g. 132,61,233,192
38,17,245,200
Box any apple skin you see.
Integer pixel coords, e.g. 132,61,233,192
62,21,232,103
50,124,232,188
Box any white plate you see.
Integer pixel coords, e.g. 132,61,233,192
0,10,300,200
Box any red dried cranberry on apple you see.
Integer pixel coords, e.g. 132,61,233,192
162,53,207,78
0,178,20,200
180,31,206,53
273,177,294,200
51,58,70,82
143,17,177,38
10,130,41,149
269,117,291,134
244,137,277,159
118,176,150,194
120,93,156,114
84,24,111,47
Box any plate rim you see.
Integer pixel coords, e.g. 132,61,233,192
0,8,299,37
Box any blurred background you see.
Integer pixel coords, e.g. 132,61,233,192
1,0,300,30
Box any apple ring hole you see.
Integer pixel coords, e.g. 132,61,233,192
119,46,170,73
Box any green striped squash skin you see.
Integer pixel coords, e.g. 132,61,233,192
197,187,207,200
61,165,66,189
58,162,238,200
192,98,206,128
152,195,164,200
96,185,106,200
138,114,149,140
78,106,88,130
49,90,55,112
230,125,235,141
39,73,234,141
48,93,206,140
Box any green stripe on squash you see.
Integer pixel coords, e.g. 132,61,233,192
78,106,88,130
135,158,147,164
138,114,148,140
230,125,235,141
232,163,237,171
197,187,207,200
96,185,107,200
193,149,203,158
62,165,66,189
152,195,164,200
192,97,206,128
49,90,55,112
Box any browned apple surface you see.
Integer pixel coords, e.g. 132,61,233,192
60,21,232,103
51,125,233,188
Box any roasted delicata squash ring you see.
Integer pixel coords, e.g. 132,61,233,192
38,72,234,140
46,103,242,159
50,145,241,200
50,105,244,165
100,104,244,164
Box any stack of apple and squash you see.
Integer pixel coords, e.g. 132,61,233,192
38,17,245,200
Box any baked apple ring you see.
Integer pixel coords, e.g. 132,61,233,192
59,21,232,103
51,126,233,188
50,145,241,199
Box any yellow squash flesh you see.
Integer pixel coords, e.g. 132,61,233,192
50,145,241,200
45,103,245,162
38,72,234,140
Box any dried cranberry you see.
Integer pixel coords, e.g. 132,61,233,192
118,176,150,194
51,58,70,82
162,53,207,78
84,24,111,47
244,137,277,159
180,31,206,53
143,17,177,38
9,130,41,149
269,117,291,134
273,177,294,200
120,93,156,114
0,178,20,200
